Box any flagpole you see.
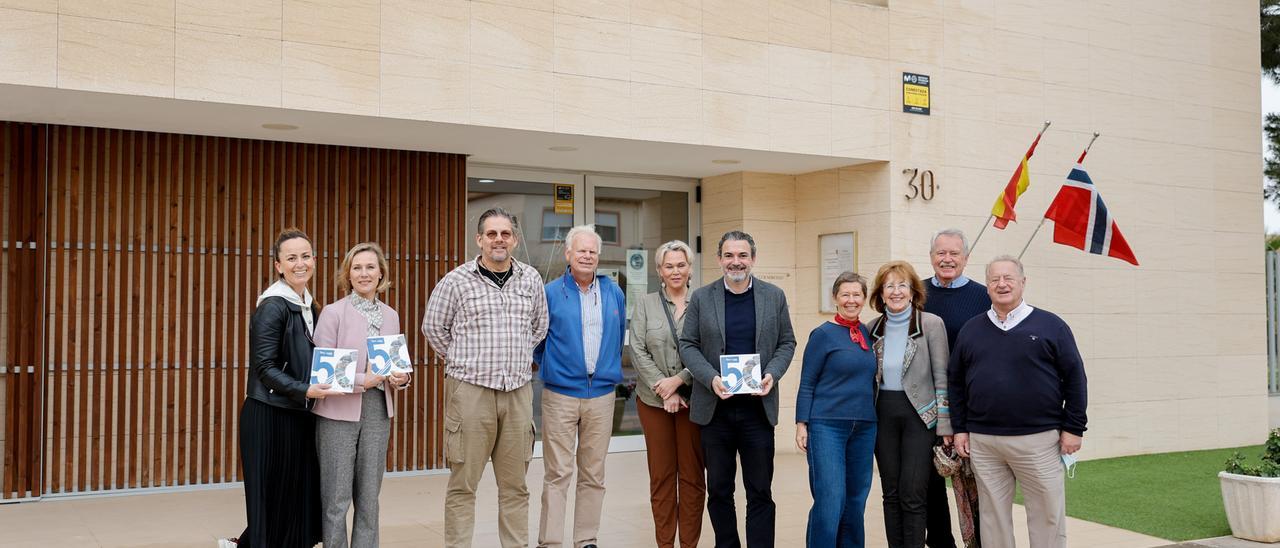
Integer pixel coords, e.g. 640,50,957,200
973,120,1051,255
1077,132,1101,163
1017,218,1046,260
968,215,994,256
1018,132,1101,261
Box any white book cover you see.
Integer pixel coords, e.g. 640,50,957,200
366,334,413,375
719,353,763,395
311,347,358,393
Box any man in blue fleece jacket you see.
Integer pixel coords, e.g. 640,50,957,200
949,255,1088,548
533,225,625,548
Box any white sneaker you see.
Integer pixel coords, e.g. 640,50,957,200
217,539,238,548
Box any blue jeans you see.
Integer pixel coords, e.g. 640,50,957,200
805,419,877,548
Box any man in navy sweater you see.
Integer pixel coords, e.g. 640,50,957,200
922,228,990,548
950,255,1087,548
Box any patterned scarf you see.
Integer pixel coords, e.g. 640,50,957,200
832,314,869,351
349,293,382,336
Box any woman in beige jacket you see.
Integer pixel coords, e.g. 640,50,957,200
629,240,704,548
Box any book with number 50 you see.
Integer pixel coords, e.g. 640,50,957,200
366,334,413,376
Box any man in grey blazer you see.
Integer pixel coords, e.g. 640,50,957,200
679,230,796,548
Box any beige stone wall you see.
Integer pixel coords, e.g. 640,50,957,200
0,0,1268,459
700,1,1268,460
0,0,895,157
871,1,1267,458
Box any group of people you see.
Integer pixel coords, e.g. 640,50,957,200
224,208,1088,548
795,229,1088,548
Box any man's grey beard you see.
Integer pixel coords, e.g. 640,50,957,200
725,270,749,282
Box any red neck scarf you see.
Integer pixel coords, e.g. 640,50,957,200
833,314,869,351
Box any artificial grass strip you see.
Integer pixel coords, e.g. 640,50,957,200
1014,445,1261,542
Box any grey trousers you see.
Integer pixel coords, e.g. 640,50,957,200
317,389,392,548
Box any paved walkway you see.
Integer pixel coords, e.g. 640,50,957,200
0,451,1169,547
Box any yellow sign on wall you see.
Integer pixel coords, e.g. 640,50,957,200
902,72,930,115
554,184,574,214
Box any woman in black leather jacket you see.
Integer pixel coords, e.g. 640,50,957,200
223,228,340,548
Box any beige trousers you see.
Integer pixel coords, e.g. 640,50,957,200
969,430,1067,548
537,389,616,548
443,377,534,548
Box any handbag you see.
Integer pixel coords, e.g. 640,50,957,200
658,292,693,400
933,444,964,477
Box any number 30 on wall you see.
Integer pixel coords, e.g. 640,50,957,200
903,168,936,201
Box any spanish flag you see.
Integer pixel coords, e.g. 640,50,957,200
990,130,1045,229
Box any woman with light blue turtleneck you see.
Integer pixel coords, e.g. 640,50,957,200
867,261,951,548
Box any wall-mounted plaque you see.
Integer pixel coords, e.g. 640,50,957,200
819,232,858,314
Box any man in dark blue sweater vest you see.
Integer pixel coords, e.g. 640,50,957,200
950,256,1088,548
922,229,990,548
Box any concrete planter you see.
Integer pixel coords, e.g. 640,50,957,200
1219,471,1280,542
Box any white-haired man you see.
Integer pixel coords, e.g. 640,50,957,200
534,225,626,548
949,255,1088,548
922,228,991,548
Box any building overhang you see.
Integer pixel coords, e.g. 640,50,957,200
0,84,873,179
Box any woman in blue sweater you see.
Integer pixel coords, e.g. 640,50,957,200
795,271,878,548
867,261,950,548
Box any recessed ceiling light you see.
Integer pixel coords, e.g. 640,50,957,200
712,159,740,164
478,179,495,184
261,123,299,131
549,146,578,152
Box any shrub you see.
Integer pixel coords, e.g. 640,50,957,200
1224,428,1280,477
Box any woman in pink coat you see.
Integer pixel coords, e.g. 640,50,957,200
312,242,411,548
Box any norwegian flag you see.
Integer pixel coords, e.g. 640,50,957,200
1043,160,1139,266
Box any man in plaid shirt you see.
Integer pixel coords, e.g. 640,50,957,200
423,207,549,548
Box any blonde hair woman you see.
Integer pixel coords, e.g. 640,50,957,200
312,242,411,548
629,240,705,548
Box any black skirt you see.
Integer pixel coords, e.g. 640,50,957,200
238,397,322,548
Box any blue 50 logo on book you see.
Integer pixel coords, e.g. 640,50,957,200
719,353,763,395
366,334,413,375
311,347,358,393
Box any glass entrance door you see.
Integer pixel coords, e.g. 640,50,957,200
466,166,698,453
585,175,699,450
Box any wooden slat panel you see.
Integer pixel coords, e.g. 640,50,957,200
31,123,48,497
107,128,124,491
210,136,225,484
126,130,142,489
140,131,157,488
426,153,440,470
75,126,90,493
2,122,47,499
48,125,68,495
0,122,464,496
2,124,17,497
